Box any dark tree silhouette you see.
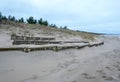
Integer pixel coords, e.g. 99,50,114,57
63,26,68,29
27,16,37,24
2,16,7,20
0,12,2,20
38,18,43,25
0,12,2,23
0,11,68,29
43,20,48,26
18,17,24,23
8,15,15,22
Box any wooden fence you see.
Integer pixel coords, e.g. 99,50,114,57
0,41,104,52
11,35,56,45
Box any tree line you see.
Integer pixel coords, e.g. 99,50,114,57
0,12,68,29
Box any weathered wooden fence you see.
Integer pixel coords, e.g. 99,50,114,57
0,35,104,52
11,35,56,45
0,41,104,52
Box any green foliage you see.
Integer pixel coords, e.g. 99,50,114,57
0,12,2,20
27,16,37,24
18,17,24,23
63,26,68,29
38,18,48,26
60,26,68,29
8,15,11,20
0,11,68,29
43,20,48,26
0,12,2,23
38,18,43,25
2,16,7,20
34,20,37,24
49,24,58,28
8,15,16,22
11,16,15,22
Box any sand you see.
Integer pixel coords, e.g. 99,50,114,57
0,25,120,82
0,35,120,82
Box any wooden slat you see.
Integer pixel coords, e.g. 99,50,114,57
11,35,55,40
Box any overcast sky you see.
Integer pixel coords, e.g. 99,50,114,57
0,0,120,34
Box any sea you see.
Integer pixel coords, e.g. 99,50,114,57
104,34,120,38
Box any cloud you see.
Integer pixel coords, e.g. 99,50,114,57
0,0,120,33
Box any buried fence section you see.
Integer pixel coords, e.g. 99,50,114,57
88,42,104,47
0,35,105,52
11,35,56,45
12,40,61,45
0,47,23,51
11,35,55,40
0,42,104,52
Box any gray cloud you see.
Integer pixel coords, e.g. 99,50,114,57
0,0,120,33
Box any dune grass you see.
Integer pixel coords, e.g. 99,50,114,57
1,23,98,40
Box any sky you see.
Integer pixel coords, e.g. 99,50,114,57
0,0,120,34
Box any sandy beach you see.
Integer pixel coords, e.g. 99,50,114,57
1,0,120,81
0,35,120,82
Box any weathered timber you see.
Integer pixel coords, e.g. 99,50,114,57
89,41,104,47
11,35,90,45
0,41,104,52
0,47,23,51
12,40,61,45
61,41,89,43
11,35,55,40
12,40,89,45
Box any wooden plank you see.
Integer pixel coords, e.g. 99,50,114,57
12,40,89,45
11,35,55,40
0,42,104,52
12,40,61,45
89,41,104,47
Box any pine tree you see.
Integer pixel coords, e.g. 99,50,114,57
43,20,48,26
38,18,43,25
63,26,68,29
27,16,37,24
0,12,2,23
11,16,15,22
33,19,37,24
18,17,24,23
2,16,7,20
8,15,12,21
8,15,15,22
0,12,2,20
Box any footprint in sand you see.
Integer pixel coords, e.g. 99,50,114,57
113,64,120,69
96,70,106,75
81,73,96,79
96,70,117,81
103,76,116,81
